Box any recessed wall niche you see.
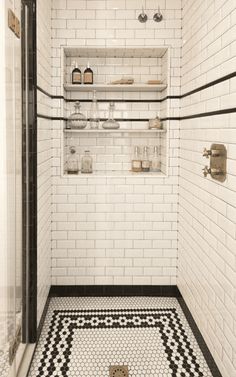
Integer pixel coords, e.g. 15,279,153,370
61,46,170,177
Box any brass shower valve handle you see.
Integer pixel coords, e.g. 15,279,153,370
202,166,223,178
202,144,227,182
202,148,211,158
203,148,220,158
202,166,211,177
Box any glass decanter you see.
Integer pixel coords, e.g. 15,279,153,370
90,90,100,129
66,146,79,174
102,102,120,129
67,101,87,130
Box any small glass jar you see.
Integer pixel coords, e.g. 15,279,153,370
102,102,120,129
66,146,79,174
131,146,142,172
151,146,161,172
67,101,87,130
142,146,150,172
149,115,162,129
81,150,93,174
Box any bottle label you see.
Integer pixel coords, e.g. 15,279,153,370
72,72,81,83
132,160,141,169
84,72,93,84
152,161,161,170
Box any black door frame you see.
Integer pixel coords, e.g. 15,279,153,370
21,0,37,343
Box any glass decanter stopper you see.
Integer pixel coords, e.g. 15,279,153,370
151,146,161,172
102,102,120,129
90,90,99,129
81,150,93,174
67,101,87,130
66,146,79,174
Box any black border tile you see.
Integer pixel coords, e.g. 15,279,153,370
178,297,222,377
49,285,181,297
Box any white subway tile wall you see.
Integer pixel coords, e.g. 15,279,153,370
63,52,168,174
51,0,181,286
34,1,236,376
64,131,164,174
37,0,52,325
64,56,163,85
179,1,236,377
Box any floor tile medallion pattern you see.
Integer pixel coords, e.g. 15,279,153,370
29,297,213,377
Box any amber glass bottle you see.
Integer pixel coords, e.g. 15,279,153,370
83,62,93,84
72,62,81,84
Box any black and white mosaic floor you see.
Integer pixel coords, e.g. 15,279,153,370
29,297,213,377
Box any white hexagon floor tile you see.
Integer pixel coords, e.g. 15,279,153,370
28,297,214,377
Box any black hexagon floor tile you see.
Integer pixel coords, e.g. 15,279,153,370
28,297,213,377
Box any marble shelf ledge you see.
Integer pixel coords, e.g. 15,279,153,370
63,170,166,178
64,83,167,92
63,129,166,134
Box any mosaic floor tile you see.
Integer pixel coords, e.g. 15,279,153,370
28,297,213,377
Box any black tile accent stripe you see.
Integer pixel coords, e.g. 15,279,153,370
180,107,236,120
50,285,181,297
181,71,236,99
37,71,236,102
37,114,65,121
178,297,222,377
37,114,151,122
162,106,236,122
37,86,63,99
37,71,236,122
38,108,236,123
